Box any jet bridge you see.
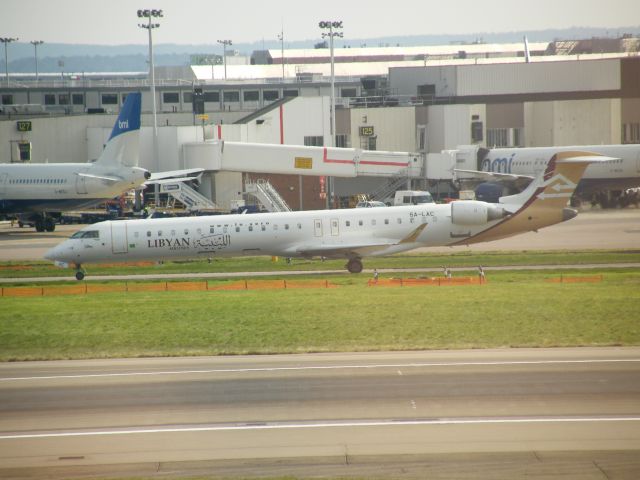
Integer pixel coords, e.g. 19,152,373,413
182,140,423,178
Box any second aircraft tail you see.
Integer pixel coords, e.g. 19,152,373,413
94,92,142,168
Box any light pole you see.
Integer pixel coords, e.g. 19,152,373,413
277,29,285,81
217,39,232,80
30,40,44,82
319,20,343,208
138,8,162,204
1,37,18,86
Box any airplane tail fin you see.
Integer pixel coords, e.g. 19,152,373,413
94,92,141,168
458,151,614,244
499,151,615,211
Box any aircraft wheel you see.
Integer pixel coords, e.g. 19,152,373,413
346,258,363,274
45,218,56,232
75,271,85,281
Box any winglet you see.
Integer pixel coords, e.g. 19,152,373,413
399,222,428,244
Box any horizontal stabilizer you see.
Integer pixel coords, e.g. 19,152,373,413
148,168,204,181
145,177,201,185
76,172,121,183
556,155,618,163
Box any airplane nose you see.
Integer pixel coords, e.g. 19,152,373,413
44,242,70,262
44,246,57,261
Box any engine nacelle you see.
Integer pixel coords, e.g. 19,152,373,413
451,201,507,225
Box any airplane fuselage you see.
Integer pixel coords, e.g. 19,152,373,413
481,144,640,192
0,163,148,214
46,203,508,266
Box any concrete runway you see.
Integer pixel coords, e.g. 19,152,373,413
1,348,639,479
1,208,640,263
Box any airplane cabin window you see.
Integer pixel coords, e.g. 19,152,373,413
236,226,240,232
210,227,215,233
184,229,189,235
372,219,376,226
397,218,402,224
158,231,162,236
249,225,253,231
147,231,151,237
358,220,363,226
285,224,289,230
297,223,302,229
346,221,351,227
385,219,389,225
261,225,266,231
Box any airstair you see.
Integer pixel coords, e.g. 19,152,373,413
159,181,219,211
244,179,291,212
369,168,411,202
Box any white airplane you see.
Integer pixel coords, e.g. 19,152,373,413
0,92,149,232
456,144,640,195
45,150,610,280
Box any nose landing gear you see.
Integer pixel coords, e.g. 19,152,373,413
74,265,85,281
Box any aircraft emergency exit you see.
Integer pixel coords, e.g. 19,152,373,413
0,92,149,231
46,151,609,280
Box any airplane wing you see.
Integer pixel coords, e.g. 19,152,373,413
454,168,534,191
454,168,534,182
291,223,428,259
76,172,121,183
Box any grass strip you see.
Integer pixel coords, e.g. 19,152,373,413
1,249,640,279
1,269,638,361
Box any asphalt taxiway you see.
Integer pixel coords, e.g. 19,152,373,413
1,348,639,479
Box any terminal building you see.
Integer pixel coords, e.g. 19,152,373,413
1,37,639,210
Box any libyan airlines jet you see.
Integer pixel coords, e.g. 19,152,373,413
46,151,610,280
0,92,149,232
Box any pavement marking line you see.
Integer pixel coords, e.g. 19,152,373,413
2,358,640,382
2,417,640,440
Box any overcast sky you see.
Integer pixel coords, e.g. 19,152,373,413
1,0,637,45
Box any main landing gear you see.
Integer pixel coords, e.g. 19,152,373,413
33,214,56,232
346,258,363,274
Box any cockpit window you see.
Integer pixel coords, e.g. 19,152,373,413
70,230,100,239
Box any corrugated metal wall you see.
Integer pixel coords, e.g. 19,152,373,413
456,59,621,97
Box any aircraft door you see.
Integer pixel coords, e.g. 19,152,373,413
0,173,7,195
313,219,323,237
111,221,128,254
76,174,88,194
330,218,339,236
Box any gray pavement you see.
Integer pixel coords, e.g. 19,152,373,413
1,348,639,479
